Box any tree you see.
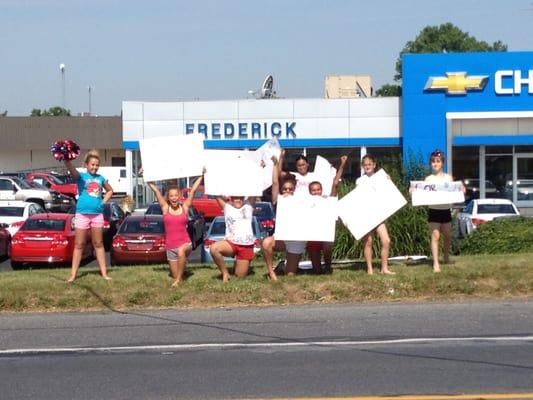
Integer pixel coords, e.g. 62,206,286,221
376,22,507,96
375,84,402,97
394,22,507,82
30,106,71,116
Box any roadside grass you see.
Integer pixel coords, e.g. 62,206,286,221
1,253,532,313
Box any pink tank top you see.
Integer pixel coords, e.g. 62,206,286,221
163,211,190,249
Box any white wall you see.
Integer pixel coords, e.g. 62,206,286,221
122,97,401,142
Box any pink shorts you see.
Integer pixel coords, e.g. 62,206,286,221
75,213,105,230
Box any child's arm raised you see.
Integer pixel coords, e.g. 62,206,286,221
147,182,168,213
64,160,80,181
330,155,348,197
183,174,204,210
271,154,281,205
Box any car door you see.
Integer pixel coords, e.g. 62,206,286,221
187,206,204,249
0,179,17,200
458,202,473,236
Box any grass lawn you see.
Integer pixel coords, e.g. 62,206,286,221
1,253,532,313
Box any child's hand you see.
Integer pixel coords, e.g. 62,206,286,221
340,155,348,165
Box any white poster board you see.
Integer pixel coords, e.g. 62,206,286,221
204,150,264,196
249,139,281,191
338,169,406,240
410,181,465,206
274,194,338,242
313,155,337,196
139,134,204,182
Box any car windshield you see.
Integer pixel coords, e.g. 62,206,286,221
28,181,47,189
477,204,516,214
119,219,164,234
21,219,66,231
11,177,32,189
209,218,258,236
145,203,162,215
54,175,75,184
0,206,24,217
254,203,272,217
47,175,64,185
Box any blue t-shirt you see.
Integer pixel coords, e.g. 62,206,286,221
76,172,107,214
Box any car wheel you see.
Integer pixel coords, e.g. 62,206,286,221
10,261,23,270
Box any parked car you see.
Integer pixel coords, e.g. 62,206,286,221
0,223,10,258
0,176,53,210
26,172,78,199
504,179,533,201
10,213,93,269
201,216,267,263
50,173,76,184
110,215,166,265
253,201,275,236
145,202,205,249
0,200,44,237
179,186,223,220
457,198,520,237
103,201,127,250
462,179,500,203
26,180,75,213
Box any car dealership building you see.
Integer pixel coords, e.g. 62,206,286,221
122,51,533,209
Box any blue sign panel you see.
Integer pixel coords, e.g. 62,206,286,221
402,51,533,165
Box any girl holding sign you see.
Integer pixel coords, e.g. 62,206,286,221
357,154,394,275
147,175,203,286
424,150,464,273
307,155,348,274
209,195,257,282
261,150,304,279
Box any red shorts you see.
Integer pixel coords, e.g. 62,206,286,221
228,242,255,261
307,241,323,252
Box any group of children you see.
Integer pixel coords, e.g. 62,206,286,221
64,147,459,285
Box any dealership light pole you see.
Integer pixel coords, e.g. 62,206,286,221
59,63,66,109
88,85,92,115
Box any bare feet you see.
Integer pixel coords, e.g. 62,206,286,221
380,269,395,275
171,279,182,287
433,265,441,273
267,271,278,281
367,268,374,275
66,277,76,283
102,275,112,281
222,273,230,283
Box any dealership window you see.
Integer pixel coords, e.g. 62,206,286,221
365,146,402,176
452,146,479,203
485,146,512,201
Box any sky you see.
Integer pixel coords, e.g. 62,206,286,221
1,0,533,116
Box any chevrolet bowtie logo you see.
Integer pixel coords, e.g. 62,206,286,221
424,72,488,95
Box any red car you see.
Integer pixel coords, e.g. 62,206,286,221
26,172,78,199
10,213,93,269
180,186,223,220
110,215,166,265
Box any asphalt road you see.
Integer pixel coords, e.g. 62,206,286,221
1,301,532,399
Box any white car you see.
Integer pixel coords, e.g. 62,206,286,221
457,198,520,237
0,201,45,237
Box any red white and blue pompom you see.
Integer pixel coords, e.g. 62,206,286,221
51,139,80,161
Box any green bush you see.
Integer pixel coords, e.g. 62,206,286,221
458,217,533,254
332,156,430,259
